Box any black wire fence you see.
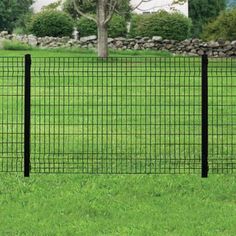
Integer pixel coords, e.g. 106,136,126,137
0,55,235,177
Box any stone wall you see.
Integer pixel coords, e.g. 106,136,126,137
1,31,236,57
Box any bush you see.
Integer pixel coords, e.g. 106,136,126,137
77,14,127,37
14,12,33,35
202,8,236,41
2,40,32,50
108,14,127,37
129,11,192,41
76,15,97,37
29,11,74,37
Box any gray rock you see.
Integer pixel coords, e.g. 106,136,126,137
126,38,135,42
114,37,126,41
142,37,150,41
192,38,201,44
186,45,194,51
152,36,162,42
68,39,77,46
15,35,24,41
80,35,97,42
1,31,8,36
197,49,204,55
144,42,155,48
108,38,114,43
163,39,171,44
134,43,140,50
231,40,236,46
208,41,220,48
61,36,70,43
219,51,225,57
165,44,173,50
182,39,191,45
28,35,38,47
115,40,123,48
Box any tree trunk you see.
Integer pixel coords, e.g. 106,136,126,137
97,0,108,58
97,23,108,58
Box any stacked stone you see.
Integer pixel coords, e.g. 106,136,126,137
0,31,236,57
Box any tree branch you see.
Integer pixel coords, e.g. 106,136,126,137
131,0,152,11
105,0,117,24
134,0,187,12
73,0,97,23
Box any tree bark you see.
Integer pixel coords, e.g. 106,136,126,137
97,0,108,58
97,23,108,58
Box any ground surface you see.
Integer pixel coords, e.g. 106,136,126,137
1,174,236,235
0,49,236,235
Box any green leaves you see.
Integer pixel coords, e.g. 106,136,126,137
130,11,192,41
189,0,226,37
202,8,236,41
0,0,33,32
29,11,74,37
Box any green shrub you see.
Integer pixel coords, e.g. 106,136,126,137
2,40,32,50
14,12,33,35
12,27,25,35
77,14,127,37
108,14,127,37
29,11,74,37
76,15,97,37
129,11,192,41
202,8,236,41
129,14,141,38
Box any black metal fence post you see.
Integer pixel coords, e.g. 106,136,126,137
24,54,31,177
201,52,209,178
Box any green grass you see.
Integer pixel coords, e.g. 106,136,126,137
0,47,172,57
1,49,236,235
1,174,236,235
1,40,33,51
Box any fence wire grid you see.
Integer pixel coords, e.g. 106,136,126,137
0,56,236,175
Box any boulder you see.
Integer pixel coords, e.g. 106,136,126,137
28,35,38,47
0,31,8,37
80,35,97,42
134,43,140,50
182,39,191,46
231,40,236,47
152,36,162,42
108,38,114,43
208,41,220,48
114,37,126,41
115,40,123,48
144,42,155,48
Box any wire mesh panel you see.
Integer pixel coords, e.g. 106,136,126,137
0,57,24,172
30,57,201,174
208,58,236,173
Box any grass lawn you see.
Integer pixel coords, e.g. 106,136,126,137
1,48,236,235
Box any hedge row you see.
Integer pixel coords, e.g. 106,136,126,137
129,11,192,41
28,10,192,41
29,11,127,38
